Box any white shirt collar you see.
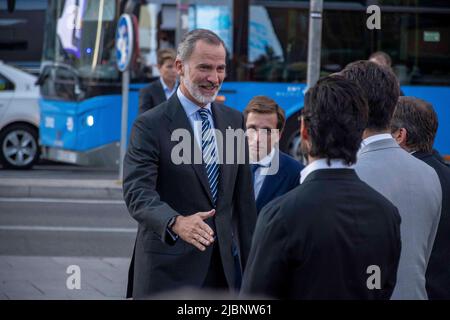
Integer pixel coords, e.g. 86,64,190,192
361,133,394,148
160,77,176,92
251,148,276,168
160,77,169,91
300,158,353,184
176,87,212,118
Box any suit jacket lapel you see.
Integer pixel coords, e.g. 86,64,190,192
165,95,214,205
256,167,286,212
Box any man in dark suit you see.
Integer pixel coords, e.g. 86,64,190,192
232,96,303,289
241,75,402,300
391,96,450,299
244,95,303,214
138,48,177,114
123,29,256,298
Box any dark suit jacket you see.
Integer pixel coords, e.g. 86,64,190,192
123,94,257,298
241,169,402,300
255,151,303,214
415,151,450,299
138,78,167,115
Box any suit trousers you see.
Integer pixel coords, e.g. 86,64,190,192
202,241,228,289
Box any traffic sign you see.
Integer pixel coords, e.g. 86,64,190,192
115,14,134,72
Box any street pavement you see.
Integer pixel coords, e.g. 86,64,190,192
0,164,136,300
0,164,122,200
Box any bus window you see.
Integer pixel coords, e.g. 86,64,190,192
133,3,160,82
188,0,233,56
77,0,118,80
247,4,370,83
321,10,370,76
379,0,450,7
133,3,178,82
248,5,309,83
48,0,119,81
379,12,450,86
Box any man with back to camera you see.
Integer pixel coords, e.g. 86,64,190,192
341,60,442,300
123,29,257,298
369,51,446,164
391,96,450,300
368,51,405,97
241,75,402,299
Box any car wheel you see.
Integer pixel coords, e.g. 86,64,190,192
0,124,39,169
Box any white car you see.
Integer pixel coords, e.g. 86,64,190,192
0,61,40,169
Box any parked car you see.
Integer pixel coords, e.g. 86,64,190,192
0,61,40,169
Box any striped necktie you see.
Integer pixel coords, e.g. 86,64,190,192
198,108,220,205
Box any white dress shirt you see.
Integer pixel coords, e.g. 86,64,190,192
251,148,276,199
176,88,218,156
160,78,177,100
300,158,353,184
360,133,394,148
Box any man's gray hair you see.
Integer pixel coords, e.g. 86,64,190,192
177,29,226,62
391,96,438,153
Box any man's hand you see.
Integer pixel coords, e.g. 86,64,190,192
171,210,216,251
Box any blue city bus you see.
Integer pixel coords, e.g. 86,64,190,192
38,0,450,167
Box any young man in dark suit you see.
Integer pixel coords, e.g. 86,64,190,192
391,96,450,300
124,29,256,298
241,75,402,300
138,48,177,115
244,96,303,215
231,96,303,289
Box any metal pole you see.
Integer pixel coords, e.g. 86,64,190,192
119,69,129,181
306,0,323,92
232,0,249,81
176,0,190,46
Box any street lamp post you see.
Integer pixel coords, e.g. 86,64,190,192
306,0,324,92
176,0,190,46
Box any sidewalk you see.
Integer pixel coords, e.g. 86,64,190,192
0,165,131,300
0,165,123,200
0,256,128,299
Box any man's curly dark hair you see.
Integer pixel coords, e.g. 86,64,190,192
303,75,369,165
340,60,400,131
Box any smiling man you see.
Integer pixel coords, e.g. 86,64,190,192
123,29,256,298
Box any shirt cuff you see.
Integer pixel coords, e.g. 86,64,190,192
165,216,179,244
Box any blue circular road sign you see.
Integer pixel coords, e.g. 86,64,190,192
115,14,134,72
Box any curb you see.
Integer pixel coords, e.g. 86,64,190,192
0,179,123,200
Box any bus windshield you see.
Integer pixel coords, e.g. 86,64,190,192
42,0,119,81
